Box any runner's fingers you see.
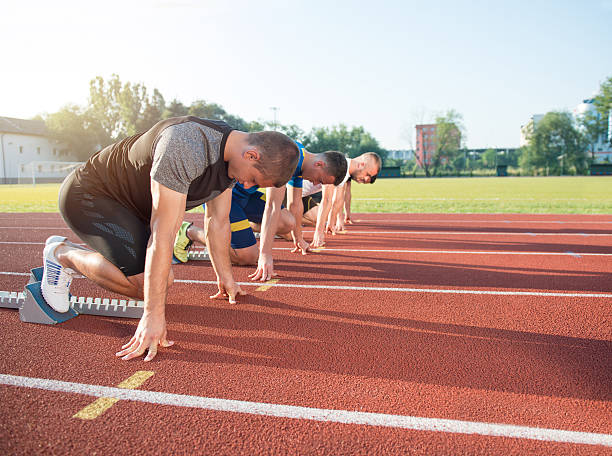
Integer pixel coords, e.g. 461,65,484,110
143,341,158,362
119,337,136,351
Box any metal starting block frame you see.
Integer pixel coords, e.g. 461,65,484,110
0,267,144,325
188,249,209,261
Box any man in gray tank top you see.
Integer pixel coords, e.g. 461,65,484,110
43,117,299,361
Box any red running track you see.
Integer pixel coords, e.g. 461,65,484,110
0,213,611,455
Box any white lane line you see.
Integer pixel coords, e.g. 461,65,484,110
0,374,609,447
0,226,70,229
352,219,612,224
1,270,611,298
173,280,612,298
1,227,612,236
5,242,612,257
270,248,612,257
0,271,610,298
301,230,612,236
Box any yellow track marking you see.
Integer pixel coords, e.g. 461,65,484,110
311,246,326,252
73,371,154,420
255,279,279,292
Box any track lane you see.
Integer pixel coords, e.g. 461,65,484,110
0,212,611,454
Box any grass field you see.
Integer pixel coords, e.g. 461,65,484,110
0,176,610,214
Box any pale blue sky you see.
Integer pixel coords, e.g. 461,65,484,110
2,0,611,149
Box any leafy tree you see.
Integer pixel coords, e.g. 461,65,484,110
520,111,587,175
45,105,100,161
88,74,166,146
162,99,189,119
303,124,387,162
482,148,497,169
430,110,464,176
592,76,612,146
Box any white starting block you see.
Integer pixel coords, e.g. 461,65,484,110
0,266,144,325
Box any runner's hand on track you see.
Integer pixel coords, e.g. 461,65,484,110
291,238,311,255
116,312,173,362
326,224,338,236
344,215,354,225
249,253,278,282
311,230,326,249
210,280,246,304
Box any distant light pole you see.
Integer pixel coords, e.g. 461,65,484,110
270,107,279,131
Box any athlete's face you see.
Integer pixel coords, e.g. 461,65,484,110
351,162,379,184
228,149,276,189
302,162,336,186
238,163,275,189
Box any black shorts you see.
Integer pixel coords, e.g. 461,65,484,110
58,171,150,277
302,191,322,214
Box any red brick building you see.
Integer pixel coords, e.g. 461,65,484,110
415,124,437,167
415,123,461,168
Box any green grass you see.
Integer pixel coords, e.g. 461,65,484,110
1,177,610,214
349,176,612,214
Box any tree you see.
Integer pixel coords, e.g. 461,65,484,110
592,76,612,147
303,124,387,162
45,105,101,161
162,99,188,119
430,110,464,176
88,74,166,147
482,148,497,169
520,111,587,175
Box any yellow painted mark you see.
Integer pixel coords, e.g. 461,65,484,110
255,279,279,292
311,246,326,252
116,370,154,389
230,219,251,232
73,371,154,420
337,230,348,234
73,397,119,420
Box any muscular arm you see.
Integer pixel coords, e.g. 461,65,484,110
205,187,243,302
250,186,285,281
311,184,334,248
327,184,346,234
287,184,309,254
343,180,353,223
118,179,184,361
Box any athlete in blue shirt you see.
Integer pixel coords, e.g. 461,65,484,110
174,142,347,281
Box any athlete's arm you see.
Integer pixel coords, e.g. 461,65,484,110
287,184,310,255
344,180,353,224
327,184,346,235
117,179,182,361
312,184,334,248
249,186,285,281
205,187,245,303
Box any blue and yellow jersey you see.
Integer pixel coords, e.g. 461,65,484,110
233,140,305,198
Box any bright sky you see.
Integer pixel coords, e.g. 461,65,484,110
2,0,611,149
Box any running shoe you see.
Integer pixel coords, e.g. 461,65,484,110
173,221,193,263
45,235,88,250
41,241,74,313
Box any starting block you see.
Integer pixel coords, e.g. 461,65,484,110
188,249,209,261
0,267,144,325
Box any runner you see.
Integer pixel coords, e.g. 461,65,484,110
173,144,347,279
42,116,299,361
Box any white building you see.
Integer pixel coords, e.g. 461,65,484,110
519,114,544,147
573,99,612,163
0,116,78,184
387,149,414,160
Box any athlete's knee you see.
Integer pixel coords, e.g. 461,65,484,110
231,246,258,265
126,274,145,300
278,210,296,234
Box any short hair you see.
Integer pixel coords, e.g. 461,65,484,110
321,151,348,186
246,131,299,187
363,152,382,183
